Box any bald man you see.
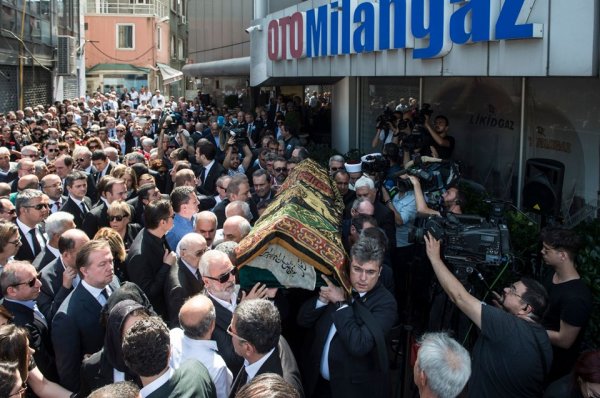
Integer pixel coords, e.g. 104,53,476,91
222,215,251,244
195,211,218,248
169,294,233,398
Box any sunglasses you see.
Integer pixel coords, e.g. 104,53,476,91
226,323,247,342
89,145,99,149
11,275,39,288
1,209,16,215
109,214,127,221
274,167,287,173
330,167,342,172
47,148,59,152
76,158,87,162
204,267,236,284
24,203,50,210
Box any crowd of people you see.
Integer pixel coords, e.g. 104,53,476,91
0,90,596,398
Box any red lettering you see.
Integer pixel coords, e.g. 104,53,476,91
278,16,292,59
290,12,304,58
267,20,279,60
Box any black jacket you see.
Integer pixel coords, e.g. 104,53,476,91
163,258,204,328
297,282,397,398
60,196,93,229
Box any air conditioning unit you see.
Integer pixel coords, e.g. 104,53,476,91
57,36,77,76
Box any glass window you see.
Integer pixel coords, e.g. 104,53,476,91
359,77,419,151
117,24,134,49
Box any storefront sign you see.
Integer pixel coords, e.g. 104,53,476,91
267,0,543,60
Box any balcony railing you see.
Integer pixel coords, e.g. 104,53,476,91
84,0,168,18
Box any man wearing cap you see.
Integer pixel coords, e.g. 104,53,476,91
345,162,363,191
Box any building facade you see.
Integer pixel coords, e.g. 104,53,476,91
0,0,83,112
246,0,600,224
84,0,184,96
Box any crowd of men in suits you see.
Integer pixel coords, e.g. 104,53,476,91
0,96,413,398
0,94,592,398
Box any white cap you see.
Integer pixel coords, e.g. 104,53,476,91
345,162,362,173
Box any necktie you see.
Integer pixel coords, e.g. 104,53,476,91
195,269,200,279
29,229,41,256
53,199,61,213
32,304,48,328
233,367,248,395
100,288,109,299
80,202,88,213
98,287,109,305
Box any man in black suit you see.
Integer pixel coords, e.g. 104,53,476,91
32,211,75,271
251,169,276,208
60,171,93,229
297,237,398,398
164,232,206,327
82,177,128,238
0,260,58,381
15,189,49,262
354,176,396,253
51,239,120,392
199,250,269,376
122,316,216,398
126,199,177,320
195,138,226,197
37,229,89,321
40,174,66,215
54,155,98,204
213,174,252,228
9,158,36,193
201,121,225,163
91,150,115,185
229,299,302,398
126,182,162,227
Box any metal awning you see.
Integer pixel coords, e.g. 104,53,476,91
157,63,183,85
182,56,250,77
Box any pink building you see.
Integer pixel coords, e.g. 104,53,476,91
84,0,182,95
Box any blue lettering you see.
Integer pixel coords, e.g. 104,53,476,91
331,3,339,55
450,0,491,44
379,0,407,50
412,0,445,58
353,2,375,52
496,0,536,39
306,5,328,57
341,0,351,54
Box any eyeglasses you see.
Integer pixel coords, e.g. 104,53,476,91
204,267,236,284
76,158,87,163
7,237,21,245
47,148,59,153
11,275,39,288
274,167,287,173
109,214,127,221
508,284,524,299
24,203,50,211
226,323,247,342
8,382,27,397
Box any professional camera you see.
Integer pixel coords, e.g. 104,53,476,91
361,153,390,176
159,110,177,136
401,104,435,152
221,125,249,148
411,214,511,270
375,108,395,130
396,158,461,194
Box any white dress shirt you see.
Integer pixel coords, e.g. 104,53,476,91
169,328,232,398
140,367,174,397
244,347,276,383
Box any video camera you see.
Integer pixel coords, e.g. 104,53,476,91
220,120,249,149
411,214,511,281
401,103,435,153
396,158,461,194
375,108,395,130
159,109,179,136
361,153,390,176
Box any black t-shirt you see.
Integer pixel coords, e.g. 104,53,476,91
469,305,553,398
434,135,455,159
542,276,593,381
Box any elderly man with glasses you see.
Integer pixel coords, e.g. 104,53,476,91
1,260,58,382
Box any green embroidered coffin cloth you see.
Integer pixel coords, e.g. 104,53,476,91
235,159,351,292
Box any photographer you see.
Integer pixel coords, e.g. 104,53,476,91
223,136,253,177
371,116,400,149
408,175,464,216
424,114,455,160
